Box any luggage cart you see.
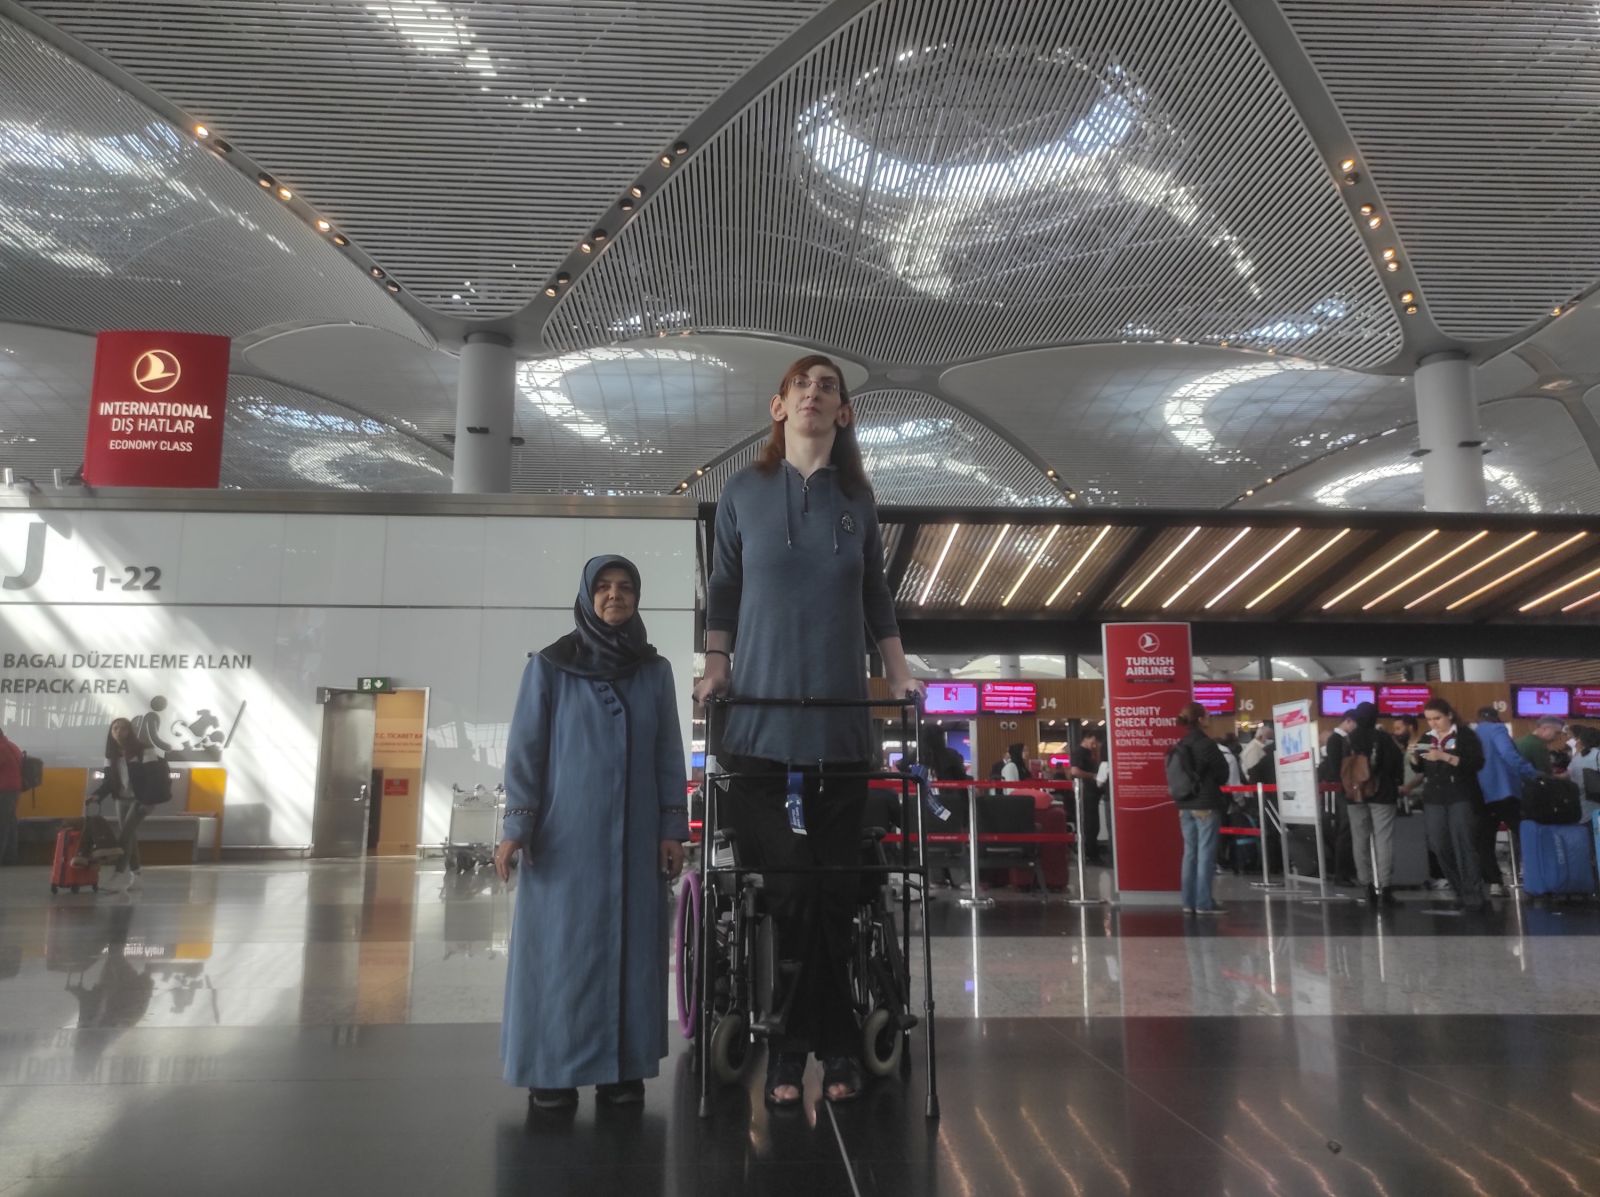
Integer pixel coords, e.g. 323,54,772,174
445,783,504,873
691,694,940,1119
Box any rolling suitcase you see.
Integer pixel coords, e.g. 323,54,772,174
1388,811,1430,887
1519,821,1596,898
50,825,100,894
1033,802,1070,890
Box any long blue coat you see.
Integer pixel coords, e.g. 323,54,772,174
499,654,689,1089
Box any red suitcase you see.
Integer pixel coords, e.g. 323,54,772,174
50,826,99,894
1008,804,1072,891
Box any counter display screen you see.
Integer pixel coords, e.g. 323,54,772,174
980,681,1038,713
1377,685,1432,717
1513,685,1570,719
1319,683,1376,718
1193,683,1236,715
924,682,978,716
1573,688,1600,718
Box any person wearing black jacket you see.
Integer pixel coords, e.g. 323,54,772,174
1319,710,1359,885
1346,702,1404,907
1416,697,1489,912
1172,702,1232,915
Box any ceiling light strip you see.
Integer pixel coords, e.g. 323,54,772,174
1445,532,1589,611
961,524,1011,607
1205,528,1299,609
1361,530,1489,610
919,523,961,606
1121,527,1201,609
1404,531,1538,610
1046,526,1113,607
1322,530,1439,610
1560,586,1600,614
1245,529,1351,610
1003,526,1061,607
1163,528,1250,608
1519,563,1600,612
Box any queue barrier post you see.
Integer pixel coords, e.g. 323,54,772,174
957,782,994,911
1248,781,1285,891
1066,778,1106,907
1504,821,1522,892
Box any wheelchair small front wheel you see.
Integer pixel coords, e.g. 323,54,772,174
861,1007,904,1077
709,1012,750,1084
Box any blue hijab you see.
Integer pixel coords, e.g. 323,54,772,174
538,554,659,680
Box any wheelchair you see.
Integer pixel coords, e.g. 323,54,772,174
674,825,918,1088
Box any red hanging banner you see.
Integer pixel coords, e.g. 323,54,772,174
82,331,231,488
1102,622,1193,895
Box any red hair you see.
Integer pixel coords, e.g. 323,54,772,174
754,354,872,500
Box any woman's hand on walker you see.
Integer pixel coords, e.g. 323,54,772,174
887,674,926,702
493,839,520,883
693,664,730,705
660,840,685,880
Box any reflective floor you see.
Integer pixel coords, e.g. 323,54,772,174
3,860,1600,1195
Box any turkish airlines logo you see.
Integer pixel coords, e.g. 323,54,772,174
133,349,181,393
1137,631,1160,653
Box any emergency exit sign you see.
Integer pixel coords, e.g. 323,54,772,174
358,677,393,693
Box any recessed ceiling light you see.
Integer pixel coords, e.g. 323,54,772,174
1386,261,1400,272
629,185,643,199
1399,290,1415,304
620,198,635,212
1382,248,1396,261
1405,304,1418,315
257,173,273,189
277,186,293,201
1359,203,1374,216
673,141,689,156
193,124,210,138
1366,215,1382,229
1219,339,1230,348
385,281,400,294
659,154,672,167
369,266,385,279
580,241,593,254
1343,171,1359,186
315,219,331,232
556,272,570,285
1340,158,1355,172
592,228,607,243
332,234,349,247
544,286,558,298
1552,305,1564,316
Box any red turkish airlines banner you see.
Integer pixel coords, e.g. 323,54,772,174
83,331,231,488
1103,622,1193,894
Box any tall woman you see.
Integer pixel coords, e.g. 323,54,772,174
695,354,923,1107
1416,696,1488,912
96,718,147,891
494,555,688,1110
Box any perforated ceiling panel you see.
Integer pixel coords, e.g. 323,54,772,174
1280,1,1600,342
0,14,425,343
554,0,1401,369
687,388,1065,507
1238,398,1600,515
24,0,833,317
941,344,1415,508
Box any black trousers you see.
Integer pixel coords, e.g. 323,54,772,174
721,755,867,1060
1074,785,1102,862
1476,797,1520,886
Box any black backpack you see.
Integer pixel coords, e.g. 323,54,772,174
130,759,173,805
20,753,43,792
1523,774,1581,825
1165,739,1198,802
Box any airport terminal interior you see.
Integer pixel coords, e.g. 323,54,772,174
5,1,1600,1194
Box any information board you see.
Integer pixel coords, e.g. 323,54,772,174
83,331,231,488
1193,682,1236,715
1513,685,1570,719
1272,698,1321,826
980,681,1037,713
1319,683,1376,717
1103,622,1192,894
1377,684,1431,717
925,681,978,715
1573,688,1600,719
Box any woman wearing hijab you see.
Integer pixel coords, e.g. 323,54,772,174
494,555,689,1111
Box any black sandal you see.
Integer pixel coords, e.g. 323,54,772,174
529,1087,578,1110
822,1056,862,1105
596,1080,645,1105
764,1051,806,1108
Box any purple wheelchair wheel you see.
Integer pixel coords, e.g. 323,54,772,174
675,870,703,1039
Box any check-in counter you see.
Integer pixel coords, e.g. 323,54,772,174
17,764,228,864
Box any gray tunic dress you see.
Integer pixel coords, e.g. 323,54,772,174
499,654,688,1089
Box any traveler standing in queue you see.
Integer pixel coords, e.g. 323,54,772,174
495,555,689,1111
1068,729,1104,865
1515,716,1566,773
1319,710,1359,887
695,354,923,1108
1345,702,1403,907
1171,702,1230,915
1568,726,1600,819
1415,697,1489,912
1472,707,1536,897
0,726,22,866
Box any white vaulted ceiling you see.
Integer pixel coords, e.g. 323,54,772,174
4,0,1600,510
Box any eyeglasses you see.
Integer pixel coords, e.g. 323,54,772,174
789,375,841,396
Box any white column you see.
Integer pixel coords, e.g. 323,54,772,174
1359,657,1384,682
1414,353,1487,512
453,332,516,494
997,654,1022,679
1415,353,1500,678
